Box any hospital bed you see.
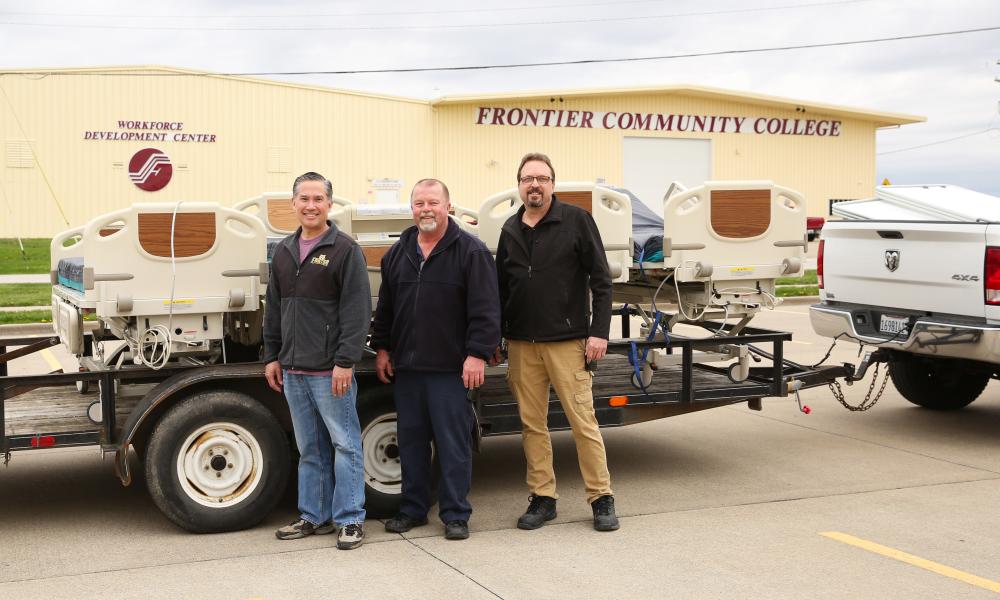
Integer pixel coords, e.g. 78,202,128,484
236,192,480,308
49,202,268,368
477,180,807,331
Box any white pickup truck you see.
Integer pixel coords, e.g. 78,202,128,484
810,185,1000,410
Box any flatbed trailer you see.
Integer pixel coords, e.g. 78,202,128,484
1,320,853,533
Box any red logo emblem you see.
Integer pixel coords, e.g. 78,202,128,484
128,148,172,191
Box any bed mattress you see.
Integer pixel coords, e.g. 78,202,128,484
56,257,85,292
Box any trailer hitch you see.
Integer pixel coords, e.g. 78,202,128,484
844,349,887,384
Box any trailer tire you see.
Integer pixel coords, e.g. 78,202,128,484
356,391,441,518
145,389,290,533
358,395,404,518
888,353,990,411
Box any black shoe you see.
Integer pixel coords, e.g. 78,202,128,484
591,495,620,531
444,520,469,540
385,513,429,533
517,495,557,530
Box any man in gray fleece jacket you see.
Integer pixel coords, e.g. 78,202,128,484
263,172,371,550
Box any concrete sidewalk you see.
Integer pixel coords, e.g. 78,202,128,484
0,274,49,284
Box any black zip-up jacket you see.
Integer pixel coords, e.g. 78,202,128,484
263,222,372,370
371,219,501,373
496,195,612,342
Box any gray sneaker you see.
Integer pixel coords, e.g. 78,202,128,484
275,518,336,540
337,523,365,550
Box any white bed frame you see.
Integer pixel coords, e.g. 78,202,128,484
236,193,479,309
49,202,267,362
476,180,807,328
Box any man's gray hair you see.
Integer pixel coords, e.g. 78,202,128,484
410,178,450,202
292,172,333,200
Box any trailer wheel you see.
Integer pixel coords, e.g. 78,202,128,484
359,397,403,517
145,390,290,533
888,353,991,411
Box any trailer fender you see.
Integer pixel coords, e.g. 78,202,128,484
113,363,278,485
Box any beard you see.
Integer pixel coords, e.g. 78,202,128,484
524,189,545,208
418,214,438,232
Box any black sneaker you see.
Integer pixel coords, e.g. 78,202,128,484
444,520,469,540
337,523,365,550
275,518,336,540
517,495,557,530
385,513,429,533
591,495,620,531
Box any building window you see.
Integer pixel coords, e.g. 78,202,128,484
6,140,34,168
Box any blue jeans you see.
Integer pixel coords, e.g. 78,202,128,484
283,371,366,526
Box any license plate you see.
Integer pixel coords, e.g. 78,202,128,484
879,314,908,335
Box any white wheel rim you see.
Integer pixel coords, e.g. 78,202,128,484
176,422,264,508
362,412,401,495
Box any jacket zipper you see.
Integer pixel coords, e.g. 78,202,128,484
406,251,425,366
291,265,299,369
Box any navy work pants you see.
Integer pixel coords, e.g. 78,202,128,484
394,370,474,523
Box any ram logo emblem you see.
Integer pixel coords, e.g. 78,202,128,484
884,249,900,272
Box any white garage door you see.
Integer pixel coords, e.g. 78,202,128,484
622,137,712,214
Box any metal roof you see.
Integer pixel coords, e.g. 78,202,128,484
1,66,925,127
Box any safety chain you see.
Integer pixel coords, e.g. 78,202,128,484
828,362,891,412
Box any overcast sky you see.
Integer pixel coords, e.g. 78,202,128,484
1,0,998,195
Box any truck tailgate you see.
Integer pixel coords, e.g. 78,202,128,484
821,221,988,317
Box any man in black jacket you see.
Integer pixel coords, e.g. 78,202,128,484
372,178,500,541
263,172,371,550
496,153,620,532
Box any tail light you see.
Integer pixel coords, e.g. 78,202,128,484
985,247,1000,304
817,239,825,289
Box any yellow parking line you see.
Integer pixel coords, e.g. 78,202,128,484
820,531,1000,594
40,348,62,372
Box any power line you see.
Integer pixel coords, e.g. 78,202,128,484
5,25,991,77
877,128,998,156
0,0,869,20
0,0,873,31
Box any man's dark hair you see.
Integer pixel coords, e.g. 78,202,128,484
516,152,555,182
292,172,333,200
411,178,450,202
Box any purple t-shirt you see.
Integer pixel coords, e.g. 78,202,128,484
288,234,332,376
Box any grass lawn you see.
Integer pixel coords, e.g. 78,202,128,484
0,310,52,325
0,309,94,325
775,269,817,286
776,285,819,297
0,283,52,307
0,238,50,274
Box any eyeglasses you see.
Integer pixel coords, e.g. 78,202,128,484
519,175,552,185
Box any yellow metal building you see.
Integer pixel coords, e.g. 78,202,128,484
0,66,923,238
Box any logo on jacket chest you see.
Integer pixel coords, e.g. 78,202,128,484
310,254,330,267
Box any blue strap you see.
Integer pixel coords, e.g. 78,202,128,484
628,311,671,394
627,341,648,393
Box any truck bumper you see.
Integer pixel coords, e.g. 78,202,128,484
810,303,1000,364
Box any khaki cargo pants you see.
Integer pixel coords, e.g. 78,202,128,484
507,339,613,503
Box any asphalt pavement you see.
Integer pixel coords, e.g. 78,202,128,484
2,302,999,599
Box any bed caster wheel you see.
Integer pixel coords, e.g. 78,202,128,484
631,365,654,389
76,379,90,394
727,362,749,383
87,400,102,424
